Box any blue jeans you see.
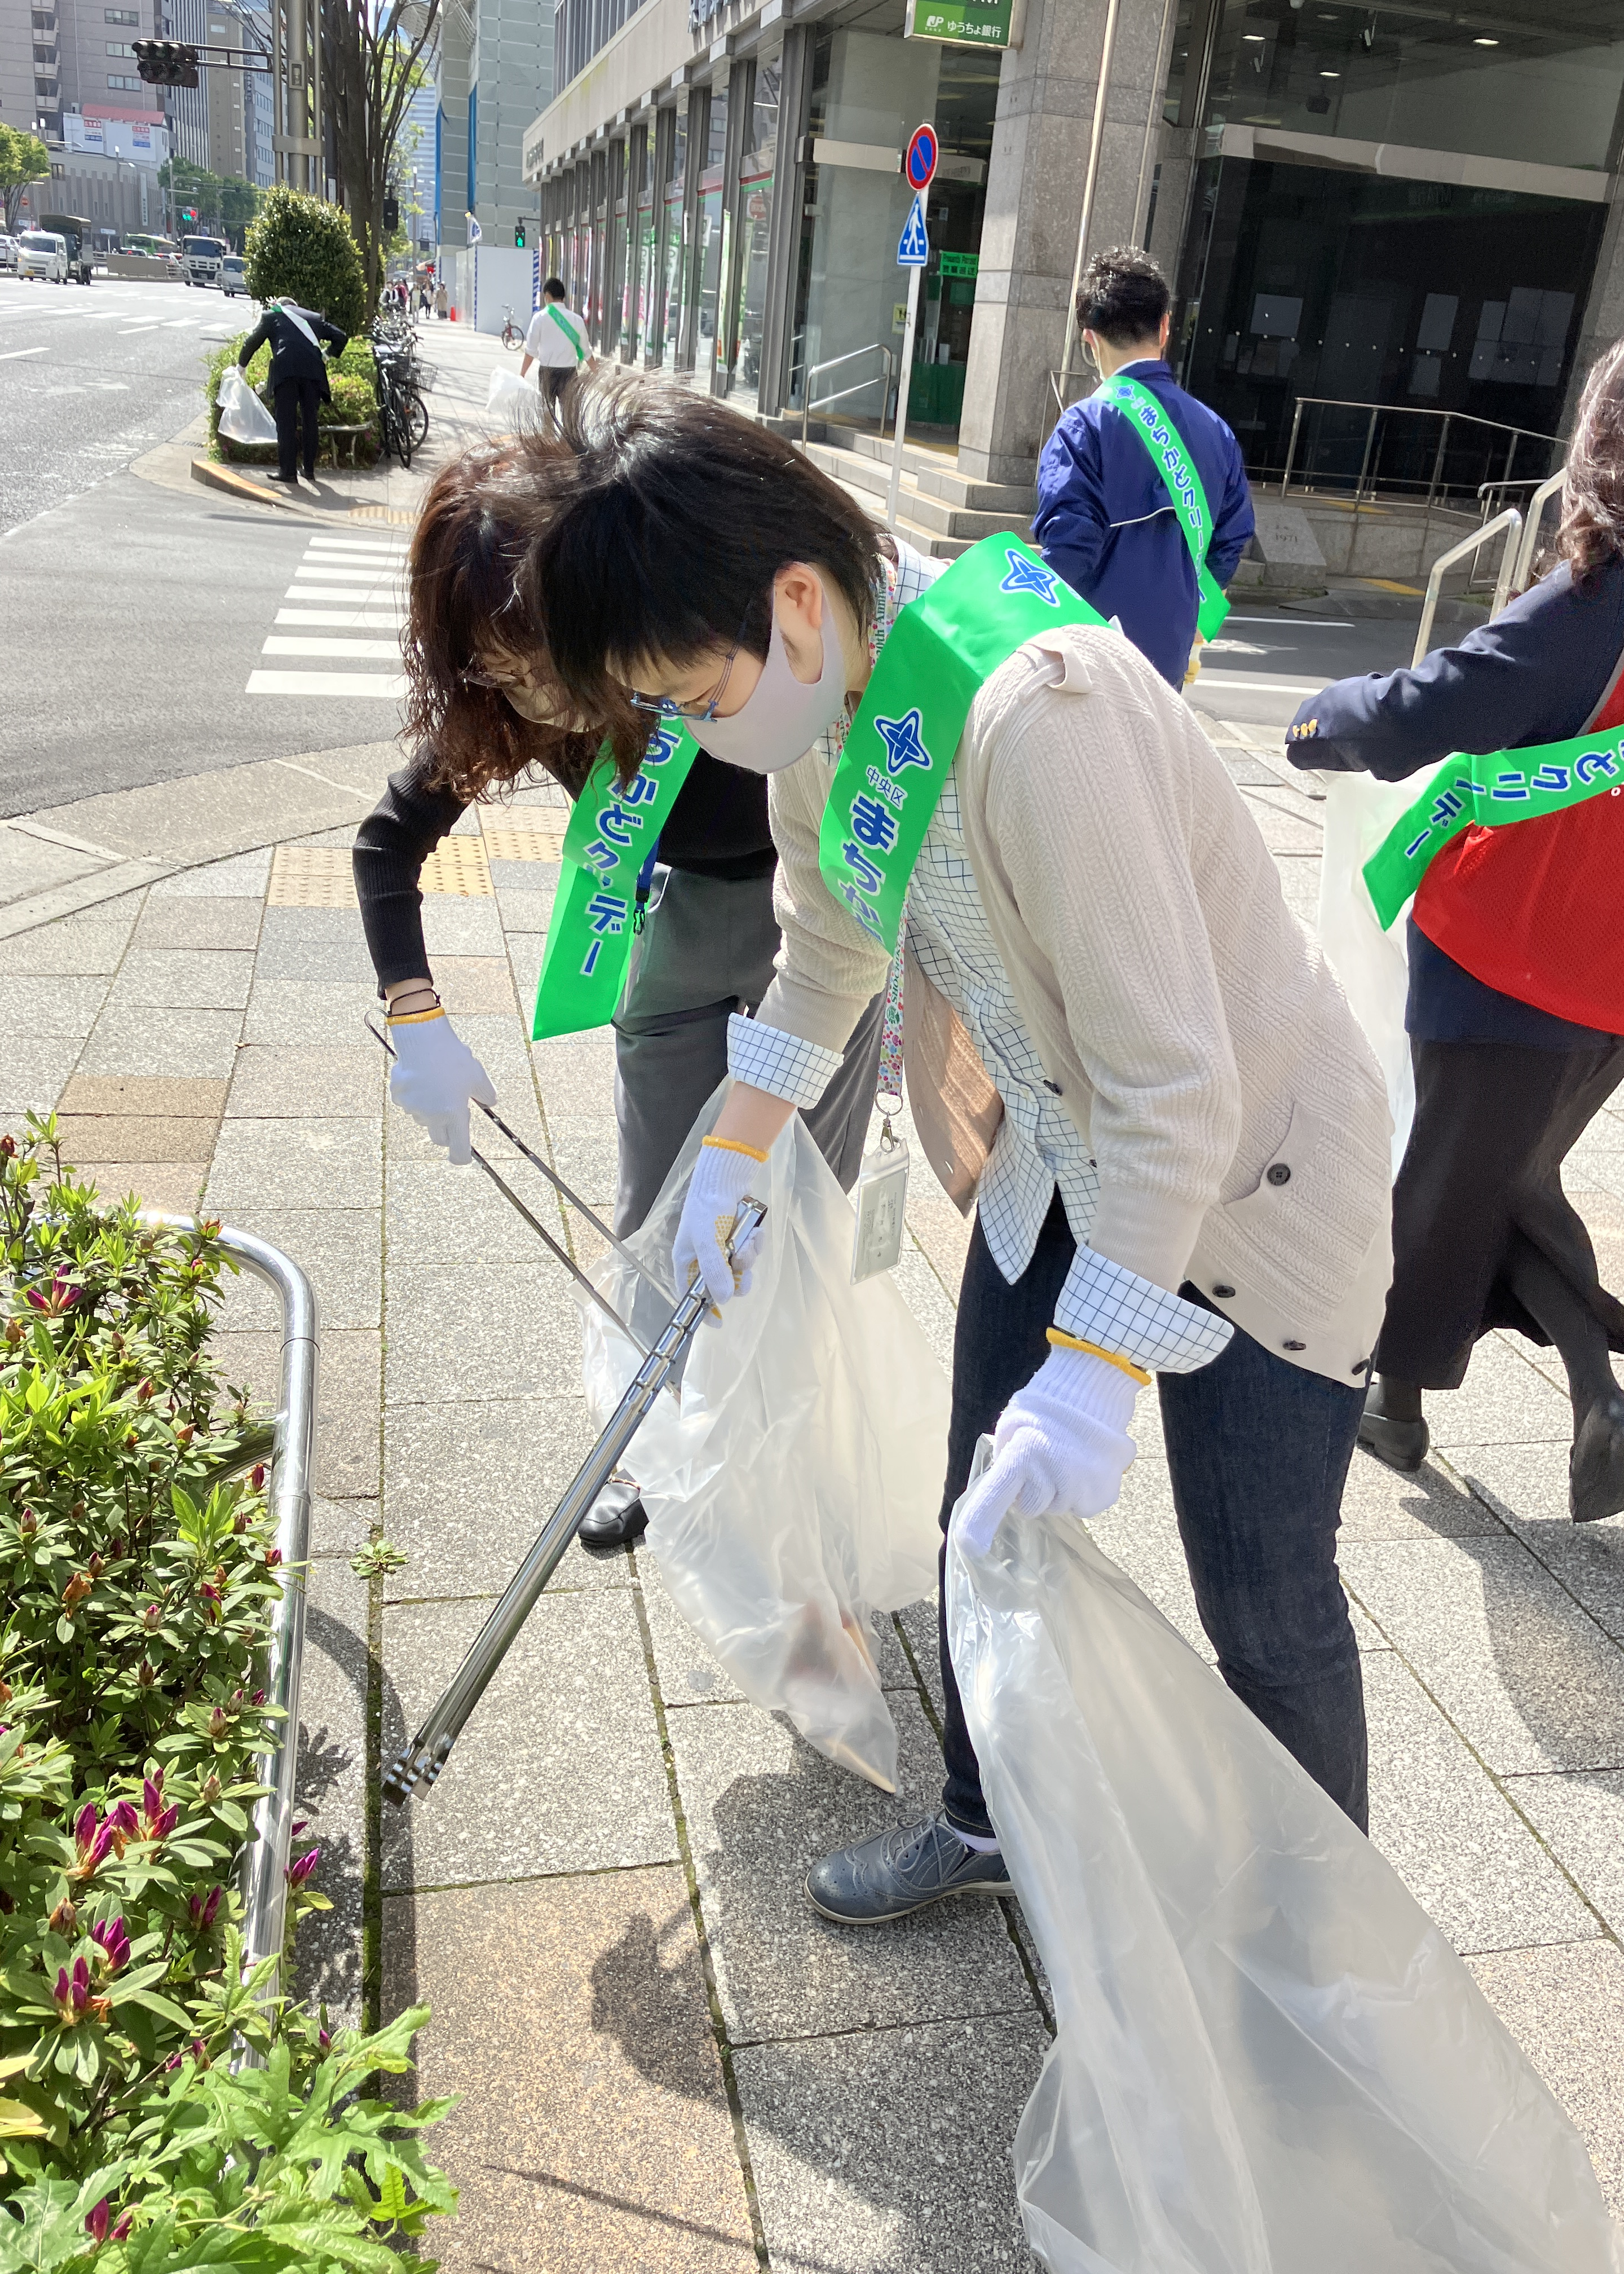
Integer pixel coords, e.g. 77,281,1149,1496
937,1196,1369,1837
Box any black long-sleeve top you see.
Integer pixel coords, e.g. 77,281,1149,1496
353,746,775,989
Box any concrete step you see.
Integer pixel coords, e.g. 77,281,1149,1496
774,412,1036,515
805,441,1032,545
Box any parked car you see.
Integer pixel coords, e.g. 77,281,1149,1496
0,234,17,274
39,213,94,285
182,235,227,288
219,253,248,297
16,231,69,284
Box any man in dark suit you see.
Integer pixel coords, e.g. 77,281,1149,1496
236,299,349,487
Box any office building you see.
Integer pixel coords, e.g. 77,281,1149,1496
440,0,551,252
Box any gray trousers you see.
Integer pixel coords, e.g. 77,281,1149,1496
612,866,885,1236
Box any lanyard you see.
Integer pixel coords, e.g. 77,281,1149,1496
819,536,1107,954
1096,374,1232,643
1363,726,1624,929
529,720,701,1039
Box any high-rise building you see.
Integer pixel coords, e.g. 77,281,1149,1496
400,76,439,252
439,0,550,252
0,0,42,143
54,0,166,133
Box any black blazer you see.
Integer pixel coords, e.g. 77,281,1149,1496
237,304,349,400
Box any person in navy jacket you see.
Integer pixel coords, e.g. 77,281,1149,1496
1286,340,1624,1521
1033,245,1254,688
236,299,349,488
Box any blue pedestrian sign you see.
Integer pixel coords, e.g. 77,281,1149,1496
897,194,929,267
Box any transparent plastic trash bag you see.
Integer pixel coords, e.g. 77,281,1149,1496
215,366,278,446
578,1094,946,1790
1318,770,1420,1173
484,366,549,429
946,1446,1624,2274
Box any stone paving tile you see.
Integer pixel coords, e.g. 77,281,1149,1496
107,949,255,1011
241,979,376,1047
212,1326,381,1497
1274,853,1322,931
1361,1651,1599,1955
1467,1941,1624,2218
59,1073,230,1119
544,1114,621,1209
251,910,378,986
0,904,139,973
204,1115,382,1215
383,1157,561,1266
380,1394,616,1599
80,1162,210,1213
310,1495,376,1557
1502,1770,1624,1942
432,955,517,1016
1340,1534,1624,1772
149,848,272,897
3,974,112,1034
0,1034,86,1112
1451,1439,1624,1638
226,1043,383,1118
893,1242,957,1374
1238,786,1325,855
666,1693,1034,2043
380,1590,676,1890
507,934,544,1005
80,1004,244,1078
894,1599,946,1723
294,1558,369,2030
1338,1445,1506,1541
0,831,107,902
131,897,263,952
383,1870,756,2273
384,1261,582,1402
734,2012,1047,2274
210,1207,382,1333
420,897,507,957
528,1038,616,1117
55,1113,218,1162
491,862,559,907
1423,1331,1575,1447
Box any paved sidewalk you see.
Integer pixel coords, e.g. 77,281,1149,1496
3,713,1624,2268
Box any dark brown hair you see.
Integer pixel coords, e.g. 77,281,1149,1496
401,443,607,800
1078,245,1170,349
520,371,888,775
1558,337,1624,588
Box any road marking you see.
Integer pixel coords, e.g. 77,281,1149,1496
276,607,406,627
1193,675,1326,698
118,324,162,335
285,584,403,603
246,669,407,698
0,346,47,361
262,634,402,659
303,538,410,556
1229,616,1358,629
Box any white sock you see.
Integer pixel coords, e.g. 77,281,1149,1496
951,1823,1000,1855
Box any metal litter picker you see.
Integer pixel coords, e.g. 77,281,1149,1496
367,1018,766,1808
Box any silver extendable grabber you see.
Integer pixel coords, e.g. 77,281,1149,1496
381,1196,766,1808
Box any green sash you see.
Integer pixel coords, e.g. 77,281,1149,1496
545,302,586,363
1097,374,1231,643
1362,725,1624,931
819,536,1107,954
530,719,700,1040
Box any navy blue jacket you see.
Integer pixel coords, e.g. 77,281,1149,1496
1034,359,1255,688
1286,558,1624,1045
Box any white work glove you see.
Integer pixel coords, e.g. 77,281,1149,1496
956,1345,1141,1556
673,1136,769,1314
387,1010,496,1166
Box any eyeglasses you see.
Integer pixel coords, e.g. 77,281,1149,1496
461,663,520,694
626,606,754,722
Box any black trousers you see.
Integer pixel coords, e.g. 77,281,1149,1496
1377,1036,1624,1389
273,376,321,479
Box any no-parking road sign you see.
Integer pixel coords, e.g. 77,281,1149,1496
904,123,938,193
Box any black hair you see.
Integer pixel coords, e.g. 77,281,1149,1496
1077,245,1171,349
520,371,886,774
543,275,566,299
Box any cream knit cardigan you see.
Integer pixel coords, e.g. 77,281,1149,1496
757,620,1394,1381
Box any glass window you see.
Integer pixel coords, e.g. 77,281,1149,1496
696,86,729,366
660,105,688,371
630,124,654,364
1202,0,1624,174
723,42,781,411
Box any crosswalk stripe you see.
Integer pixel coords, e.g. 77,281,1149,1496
246,669,407,698
303,539,409,557
0,346,47,362
262,635,401,659
285,584,402,603
276,607,405,627
163,317,198,327
290,562,403,580
118,324,161,334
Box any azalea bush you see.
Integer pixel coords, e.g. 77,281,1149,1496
204,335,380,470
0,1120,454,2268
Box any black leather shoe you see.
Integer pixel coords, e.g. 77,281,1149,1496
577,1473,648,1550
1358,1386,1429,1474
1570,1395,1624,1524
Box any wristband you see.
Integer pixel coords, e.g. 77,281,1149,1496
1045,1327,1152,1388
385,1004,447,1028
703,1135,770,1164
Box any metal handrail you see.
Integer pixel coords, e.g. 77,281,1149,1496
1281,395,1559,508
800,341,896,444
1511,468,1567,592
141,1213,318,2017
1411,506,1523,668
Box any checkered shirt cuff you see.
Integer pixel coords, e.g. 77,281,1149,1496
1056,1246,1233,1376
727,1014,845,1112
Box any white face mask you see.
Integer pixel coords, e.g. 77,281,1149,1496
686,576,849,774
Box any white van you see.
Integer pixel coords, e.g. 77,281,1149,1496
16,231,68,284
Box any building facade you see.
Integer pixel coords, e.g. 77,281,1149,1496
439,0,553,253
524,0,1624,503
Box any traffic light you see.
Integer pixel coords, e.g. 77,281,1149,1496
514,219,526,249
133,38,200,85
383,192,399,232
182,206,197,222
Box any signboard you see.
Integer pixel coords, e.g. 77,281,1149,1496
938,248,978,278
904,122,938,192
897,194,929,267
904,0,1012,46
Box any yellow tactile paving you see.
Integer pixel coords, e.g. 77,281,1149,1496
480,821,567,862
268,839,494,904
418,837,494,896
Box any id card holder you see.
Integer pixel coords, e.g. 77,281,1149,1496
851,1132,908,1284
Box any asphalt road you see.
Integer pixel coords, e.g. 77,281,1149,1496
1194,603,1432,729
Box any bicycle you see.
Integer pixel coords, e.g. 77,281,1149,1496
373,349,416,469
500,305,523,351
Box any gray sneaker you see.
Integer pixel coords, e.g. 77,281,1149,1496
805,1812,1012,1924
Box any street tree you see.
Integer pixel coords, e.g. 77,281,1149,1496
0,125,50,235
243,183,367,332
322,0,439,315
219,175,263,249
160,157,225,236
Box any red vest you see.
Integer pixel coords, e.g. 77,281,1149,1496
1412,649,1624,1031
